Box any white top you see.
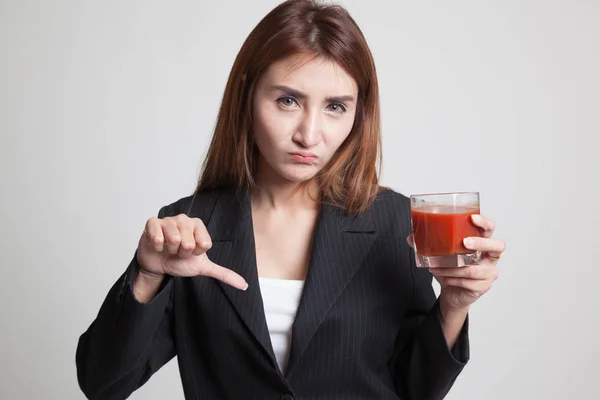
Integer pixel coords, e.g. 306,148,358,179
258,277,305,374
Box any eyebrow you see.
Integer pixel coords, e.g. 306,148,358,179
269,85,355,103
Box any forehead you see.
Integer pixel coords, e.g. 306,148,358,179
259,54,358,95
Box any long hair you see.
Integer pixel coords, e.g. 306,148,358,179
195,0,382,215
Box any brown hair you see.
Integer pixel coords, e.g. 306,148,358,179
195,0,382,215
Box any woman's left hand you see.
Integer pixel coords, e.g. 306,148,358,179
409,214,505,313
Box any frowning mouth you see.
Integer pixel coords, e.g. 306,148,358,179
289,152,317,163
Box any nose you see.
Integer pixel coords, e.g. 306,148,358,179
292,109,322,148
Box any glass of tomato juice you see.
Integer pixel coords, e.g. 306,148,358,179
410,192,482,268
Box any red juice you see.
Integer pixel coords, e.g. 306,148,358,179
411,205,481,257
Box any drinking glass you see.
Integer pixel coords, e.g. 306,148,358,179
410,192,482,268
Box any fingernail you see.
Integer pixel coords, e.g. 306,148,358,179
464,237,476,248
242,282,249,291
471,214,481,223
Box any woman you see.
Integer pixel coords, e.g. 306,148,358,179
76,1,505,399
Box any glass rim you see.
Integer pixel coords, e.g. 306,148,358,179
410,191,479,198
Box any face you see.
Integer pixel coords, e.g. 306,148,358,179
252,54,358,184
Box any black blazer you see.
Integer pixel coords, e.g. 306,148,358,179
76,186,469,400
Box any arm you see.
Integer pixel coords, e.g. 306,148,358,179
389,194,470,400
390,262,470,400
76,207,176,400
133,268,166,303
440,303,470,351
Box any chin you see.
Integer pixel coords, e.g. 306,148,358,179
277,165,319,183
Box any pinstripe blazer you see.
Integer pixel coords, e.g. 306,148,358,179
76,186,469,400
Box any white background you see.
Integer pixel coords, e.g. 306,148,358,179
1,0,598,399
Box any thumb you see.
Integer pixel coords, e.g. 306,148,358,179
197,256,249,291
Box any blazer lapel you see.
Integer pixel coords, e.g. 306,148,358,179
286,202,378,377
191,187,378,375
200,186,277,365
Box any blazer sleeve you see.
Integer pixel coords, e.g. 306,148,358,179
76,206,176,400
389,197,470,400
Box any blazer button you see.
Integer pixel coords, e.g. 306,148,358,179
280,395,294,400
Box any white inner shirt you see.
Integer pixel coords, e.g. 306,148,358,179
258,277,305,374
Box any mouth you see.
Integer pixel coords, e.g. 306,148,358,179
289,152,317,163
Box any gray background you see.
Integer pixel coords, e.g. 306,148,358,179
1,0,598,399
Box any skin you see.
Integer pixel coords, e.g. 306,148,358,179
250,55,358,280
133,53,506,351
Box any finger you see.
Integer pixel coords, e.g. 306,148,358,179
144,218,165,252
439,276,494,292
200,260,248,291
192,218,212,256
406,234,414,249
430,264,498,281
471,214,495,238
162,219,182,255
176,215,196,258
463,236,506,254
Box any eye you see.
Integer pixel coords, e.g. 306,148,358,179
277,96,299,108
326,102,347,113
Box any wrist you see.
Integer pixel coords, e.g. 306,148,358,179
439,297,470,323
133,267,164,303
136,266,164,282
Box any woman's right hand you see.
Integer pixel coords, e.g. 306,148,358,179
136,214,248,291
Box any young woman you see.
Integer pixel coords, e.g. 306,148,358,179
76,1,505,399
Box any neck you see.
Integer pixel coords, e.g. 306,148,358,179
252,161,319,212
252,182,318,212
